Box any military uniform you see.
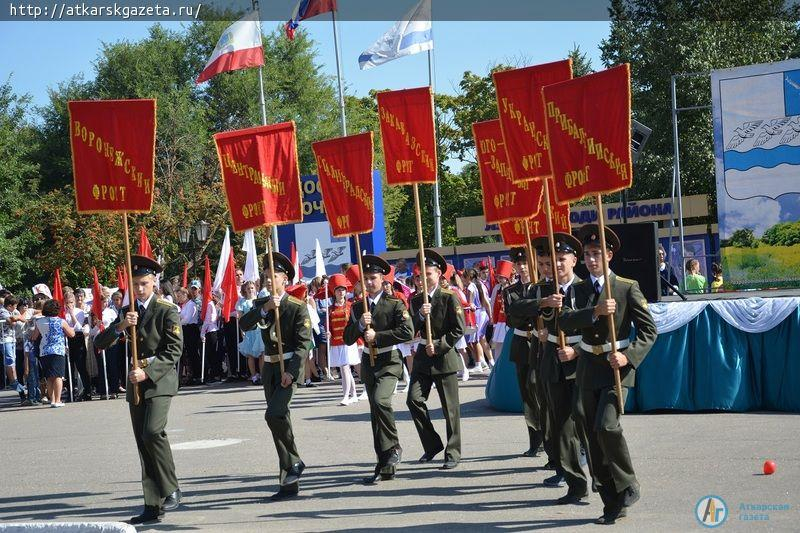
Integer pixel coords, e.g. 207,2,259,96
407,250,466,469
94,255,182,524
502,246,544,455
506,275,555,466
534,233,589,502
343,255,413,483
560,225,657,524
239,252,312,499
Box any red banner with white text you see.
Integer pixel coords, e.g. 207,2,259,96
312,132,375,237
68,99,156,213
498,179,571,246
213,121,303,232
542,64,633,205
473,119,543,223
493,60,572,183
376,87,437,186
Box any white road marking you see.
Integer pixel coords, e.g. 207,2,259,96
171,438,246,450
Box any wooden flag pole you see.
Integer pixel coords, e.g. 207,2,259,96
412,184,434,348
353,234,377,366
122,213,140,405
522,221,545,340
265,228,286,376
595,193,625,414
543,179,567,349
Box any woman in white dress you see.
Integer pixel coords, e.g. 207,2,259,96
236,281,264,385
326,274,361,405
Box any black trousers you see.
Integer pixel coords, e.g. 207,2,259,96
183,324,201,379
68,334,91,397
97,343,121,394
203,330,221,379
223,319,242,376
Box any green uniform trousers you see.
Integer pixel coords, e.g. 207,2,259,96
263,361,301,484
366,372,401,463
513,357,540,450
547,378,588,495
406,372,461,462
579,386,637,497
532,350,555,463
129,396,179,506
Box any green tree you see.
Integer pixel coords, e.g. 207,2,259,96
0,79,40,290
761,221,800,246
727,227,757,248
600,0,800,206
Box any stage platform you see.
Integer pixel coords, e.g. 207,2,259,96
486,295,800,413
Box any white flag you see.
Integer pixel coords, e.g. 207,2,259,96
358,0,432,70
213,227,231,291
241,229,259,283
314,238,326,278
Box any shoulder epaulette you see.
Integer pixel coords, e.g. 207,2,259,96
439,287,454,295
384,295,401,302
156,298,173,307
286,295,305,306
615,276,635,285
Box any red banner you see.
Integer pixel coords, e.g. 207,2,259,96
493,60,572,183
376,87,437,185
473,119,543,224
498,179,571,246
542,64,632,205
312,132,375,237
68,99,156,213
214,121,303,232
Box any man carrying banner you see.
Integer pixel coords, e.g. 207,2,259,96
559,225,657,524
344,256,413,484
407,249,466,470
502,247,544,457
240,252,311,500
95,255,183,524
533,233,589,504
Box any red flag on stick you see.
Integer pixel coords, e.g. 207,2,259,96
473,119,544,223
91,267,105,330
116,266,127,296
221,249,238,322
182,263,189,289
289,242,303,283
52,269,65,318
542,64,633,204
68,99,156,214
312,132,375,236
493,60,573,183
201,255,212,322
137,227,153,258
213,121,303,232
497,181,572,246
376,87,437,186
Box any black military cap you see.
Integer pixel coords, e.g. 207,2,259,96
416,249,447,271
530,233,582,256
130,255,163,277
361,254,391,275
509,247,526,263
578,224,621,252
263,252,295,281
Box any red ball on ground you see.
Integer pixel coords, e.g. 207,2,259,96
763,460,776,475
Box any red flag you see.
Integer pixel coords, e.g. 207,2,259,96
214,121,303,232
487,257,496,292
221,249,238,322
290,242,303,283
497,181,571,246
52,269,65,319
472,119,544,223
377,87,437,186
312,132,375,236
201,255,212,322
91,267,105,330
116,266,127,296
182,263,189,289
542,64,633,204
493,60,573,183
137,226,153,258
68,99,156,213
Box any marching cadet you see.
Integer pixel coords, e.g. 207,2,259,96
343,255,414,484
407,249,466,470
502,247,544,457
560,225,657,524
534,234,589,504
94,255,183,524
506,249,557,468
240,252,312,501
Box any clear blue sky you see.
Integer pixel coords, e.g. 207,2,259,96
0,20,610,109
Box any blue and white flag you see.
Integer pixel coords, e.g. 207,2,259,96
358,0,432,70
